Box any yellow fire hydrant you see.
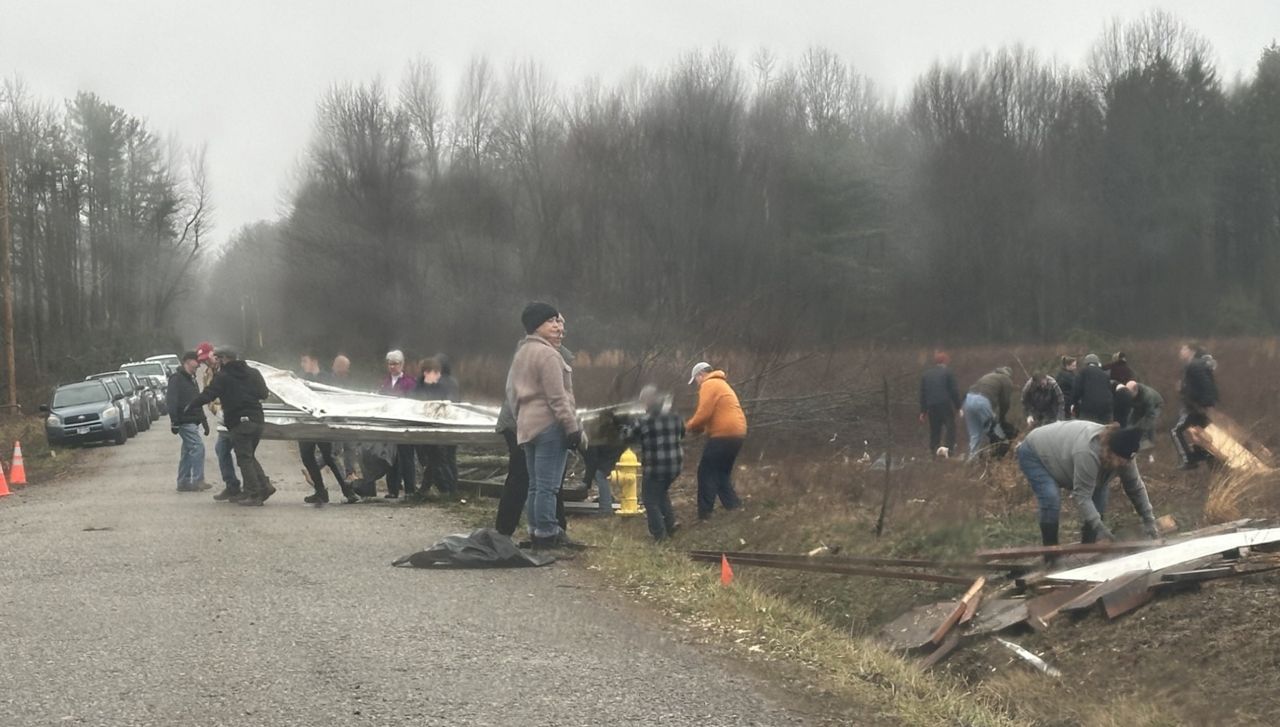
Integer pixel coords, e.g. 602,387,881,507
611,448,644,517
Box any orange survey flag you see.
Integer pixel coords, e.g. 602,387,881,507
720,554,734,586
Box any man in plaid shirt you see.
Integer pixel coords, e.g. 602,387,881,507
626,386,686,541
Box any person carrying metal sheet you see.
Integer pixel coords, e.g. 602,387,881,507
297,352,358,504
1016,420,1159,548
412,356,458,500
379,349,419,499
186,346,275,506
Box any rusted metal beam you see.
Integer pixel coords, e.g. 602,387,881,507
687,553,972,584
688,549,1032,573
975,541,1160,561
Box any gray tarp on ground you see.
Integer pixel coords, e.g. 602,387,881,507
391,528,555,568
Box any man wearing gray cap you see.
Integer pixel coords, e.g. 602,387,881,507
187,347,275,505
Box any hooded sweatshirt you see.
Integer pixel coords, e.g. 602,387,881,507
189,360,268,425
686,371,748,438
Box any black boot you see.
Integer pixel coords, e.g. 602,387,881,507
213,486,241,502
338,481,359,504
1081,523,1098,544
304,489,329,504
1040,521,1060,565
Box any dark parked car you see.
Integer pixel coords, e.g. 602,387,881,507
42,380,129,446
88,372,152,433
118,370,160,422
120,361,169,398
91,376,140,438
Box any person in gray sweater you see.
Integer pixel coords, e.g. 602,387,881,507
1016,420,1160,547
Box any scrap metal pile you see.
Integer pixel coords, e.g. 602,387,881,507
876,519,1280,670
249,361,641,447
693,519,1280,673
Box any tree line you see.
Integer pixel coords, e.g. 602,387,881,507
5,12,1280,394
0,82,208,392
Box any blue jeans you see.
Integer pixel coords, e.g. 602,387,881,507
176,423,206,488
963,393,1002,458
641,472,677,540
523,425,569,538
1018,444,1109,526
216,431,240,490
594,471,614,514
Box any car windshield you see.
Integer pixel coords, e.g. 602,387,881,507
53,382,109,408
122,363,166,378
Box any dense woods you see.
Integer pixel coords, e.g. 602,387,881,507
0,83,208,388
5,12,1280,385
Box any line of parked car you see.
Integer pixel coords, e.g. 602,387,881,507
41,354,183,448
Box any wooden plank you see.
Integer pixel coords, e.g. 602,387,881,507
1101,574,1155,618
959,577,987,624
966,599,1030,636
1159,567,1236,583
1026,583,1094,631
919,630,963,670
1188,423,1270,472
976,541,1159,560
927,577,985,646
1059,570,1151,613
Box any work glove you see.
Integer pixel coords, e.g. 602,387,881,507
170,425,180,435
201,420,210,436
1093,522,1115,542
1142,519,1160,540
565,430,583,452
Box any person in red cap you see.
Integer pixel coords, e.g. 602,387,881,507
918,351,962,456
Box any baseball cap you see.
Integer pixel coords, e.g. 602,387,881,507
688,362,713,385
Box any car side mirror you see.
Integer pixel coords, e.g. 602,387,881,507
39,404,48,413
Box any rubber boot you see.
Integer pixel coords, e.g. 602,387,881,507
1081,523,1098,544
1040,521,1060,565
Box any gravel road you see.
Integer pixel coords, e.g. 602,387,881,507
0,428,808,726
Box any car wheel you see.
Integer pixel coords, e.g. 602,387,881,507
126,421,137,438
114,428,128,445
139,415,150,432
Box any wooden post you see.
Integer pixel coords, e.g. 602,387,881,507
0,138,17,412
875,375,892,537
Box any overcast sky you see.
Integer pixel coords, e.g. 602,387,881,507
2,0,1277,244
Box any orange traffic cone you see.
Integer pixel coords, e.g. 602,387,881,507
9,442,27,487
720,553,734,586
0,460,9,497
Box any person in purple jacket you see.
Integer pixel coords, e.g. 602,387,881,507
379,349,418,499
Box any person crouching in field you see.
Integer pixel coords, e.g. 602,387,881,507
1016,421,1159,548
1124,380,1164,451
626,386,686,541
686,362,747,520
1021,372,1064,430
962,366,1013,460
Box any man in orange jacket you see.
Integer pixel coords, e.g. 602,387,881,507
686,362,748,520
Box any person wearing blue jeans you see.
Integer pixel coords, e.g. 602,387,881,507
175,423,206,490
214,430,241,498
508,303,582,549
1018,420,1159,549
166,351,209,492
523,423,570,539
962,392,998,460
963,367,1013,460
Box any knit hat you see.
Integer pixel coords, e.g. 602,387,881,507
521,302,560,334
1108,427,1143,460
934,351,950,366
1084,354,1101,367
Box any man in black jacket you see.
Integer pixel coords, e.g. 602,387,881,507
166,351,209,492
1055,356,1078,419
187,347,275,505
919,351,962,456
1172,342,1219,469
1070,354,1113,424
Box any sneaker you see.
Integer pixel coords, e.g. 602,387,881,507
176,486,199,493
532,532,588,551
213,487,241,502
384,493,400,501
260,483,278,502
196,480,213,491
304,491,329,504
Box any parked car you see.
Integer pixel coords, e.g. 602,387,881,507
88,374,142,437
42,380,129,446
145,354,181,375
119,370,160,422
120,362,167,419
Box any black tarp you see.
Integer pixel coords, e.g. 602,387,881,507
392,528,555,568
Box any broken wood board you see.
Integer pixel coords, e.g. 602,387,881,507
919,630,963,670
966,599,1030,636
1188,423,1271,473
1058,570,1151,614
1101,573,1155,618
1047,528,1280,582
960,576,987,624
879,601,962,650
1027,583,1094,631
928,577,986,646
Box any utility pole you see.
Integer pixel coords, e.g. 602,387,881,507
0,138,18,413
